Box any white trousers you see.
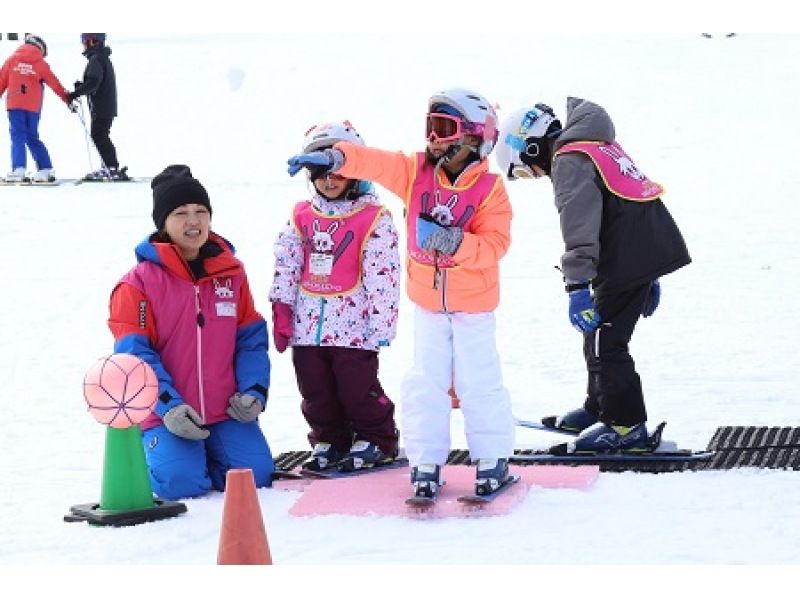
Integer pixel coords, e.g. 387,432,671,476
401,306,515,467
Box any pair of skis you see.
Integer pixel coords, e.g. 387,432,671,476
271,457,520,509
0,177,150,187
272,456,409,481
405,474,521,509
0,178,72,186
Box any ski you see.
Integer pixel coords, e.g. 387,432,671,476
75,177,152,184
0,178,78,186
297,456,409,479
405,480,445,509
515,416,579,436
457,475,521,505
405,495,437,509
271,470,305,481
511,450,715,464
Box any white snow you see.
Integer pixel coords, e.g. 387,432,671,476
1,13,798,592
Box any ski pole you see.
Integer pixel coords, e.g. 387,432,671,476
73,99,96,175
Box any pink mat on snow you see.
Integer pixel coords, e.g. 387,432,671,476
278,464,598,519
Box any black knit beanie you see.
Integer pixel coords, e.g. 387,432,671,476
151,165,212,230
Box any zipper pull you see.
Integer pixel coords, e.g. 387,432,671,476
433,251,441,289
194,286,204,327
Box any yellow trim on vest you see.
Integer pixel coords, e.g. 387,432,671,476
555,141,664,202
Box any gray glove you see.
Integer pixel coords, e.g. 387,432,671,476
227,392,263,423
422,227,464,256
162,404,210,440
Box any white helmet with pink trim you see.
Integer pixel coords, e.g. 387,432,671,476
427,87,499,158
302,120,365,153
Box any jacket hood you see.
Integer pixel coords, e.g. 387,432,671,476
554,97,616,148
133,231,240,280
13,43,45,62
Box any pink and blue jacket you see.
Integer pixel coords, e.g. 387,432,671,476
108,232,270,431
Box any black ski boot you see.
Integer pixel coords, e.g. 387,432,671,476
337,440,394,472
475,458,511,496
301,442,342,471
410,464,442,500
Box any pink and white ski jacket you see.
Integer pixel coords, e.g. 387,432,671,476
269,191,401,351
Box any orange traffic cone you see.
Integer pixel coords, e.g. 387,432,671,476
217,469,272,565
449,386,460,409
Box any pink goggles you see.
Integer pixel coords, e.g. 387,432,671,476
426,113,491,144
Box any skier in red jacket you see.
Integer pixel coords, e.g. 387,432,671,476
0,34,71,183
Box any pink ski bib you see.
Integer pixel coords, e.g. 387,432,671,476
294,202,383,296
555,141,664,201
407,153,497,268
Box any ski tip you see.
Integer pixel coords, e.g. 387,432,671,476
405,496,436,508
271,470,304,481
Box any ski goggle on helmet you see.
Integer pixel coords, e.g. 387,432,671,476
425,88,499,159
80,33,107,45
495,103,561,180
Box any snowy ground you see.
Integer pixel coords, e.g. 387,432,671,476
1,9,798,593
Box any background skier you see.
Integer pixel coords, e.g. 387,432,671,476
0,34,71,183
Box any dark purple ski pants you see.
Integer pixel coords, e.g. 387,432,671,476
292,346,398,455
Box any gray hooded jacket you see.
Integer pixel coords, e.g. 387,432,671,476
550,97,690,294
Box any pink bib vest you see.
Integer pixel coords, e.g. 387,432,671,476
293,201,383,296
555,141,664,201
407,153,497,268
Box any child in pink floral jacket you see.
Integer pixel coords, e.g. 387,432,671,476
269,121,401,473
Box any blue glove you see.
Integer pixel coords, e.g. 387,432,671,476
568,287,601,333
642,279,661,318
416,213,443,248
287,148,344,177
287,151,332,177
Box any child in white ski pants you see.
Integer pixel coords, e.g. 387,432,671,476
401,306,515,467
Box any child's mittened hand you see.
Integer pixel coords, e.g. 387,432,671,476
272,302,294,353
423,226,463,256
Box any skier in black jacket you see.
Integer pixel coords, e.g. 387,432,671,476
67,33,127,180
495,98,691,454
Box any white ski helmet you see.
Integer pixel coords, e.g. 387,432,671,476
495,103,562,179
427,88,499,158
300,120,372,195
302,120,365,153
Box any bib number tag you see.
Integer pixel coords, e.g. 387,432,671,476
309,253,334,276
